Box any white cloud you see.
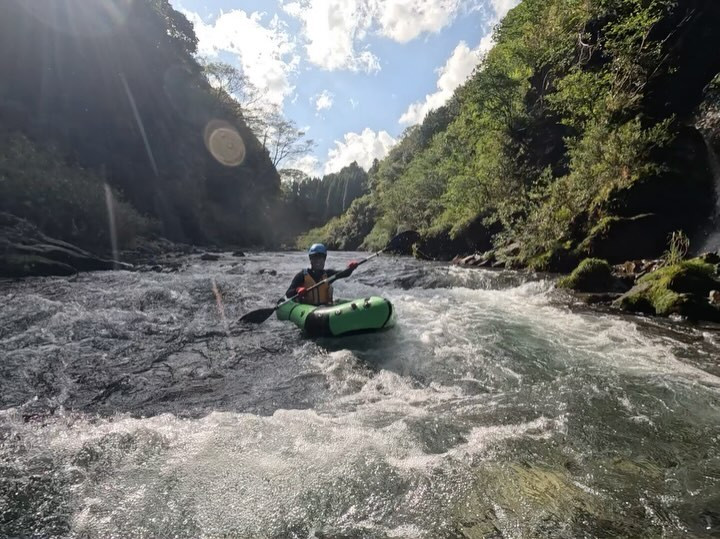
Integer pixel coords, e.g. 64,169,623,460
398,0,520,126
314,90,334,111
281,0,379,73
280,0,468,72
372,0,461,43
324,128,397,174
182,10,299,108
398,41,481,125
490,0,520,19
349,98,359,109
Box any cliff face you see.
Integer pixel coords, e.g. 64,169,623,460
0,0,281,251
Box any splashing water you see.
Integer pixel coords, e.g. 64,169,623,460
1,253,719,538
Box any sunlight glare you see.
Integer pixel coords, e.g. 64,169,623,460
18,0,134,37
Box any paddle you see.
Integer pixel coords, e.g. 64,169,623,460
239,231,416,324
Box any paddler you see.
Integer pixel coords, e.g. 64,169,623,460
285,243,359,305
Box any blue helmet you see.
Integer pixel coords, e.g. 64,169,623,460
308,243,327,256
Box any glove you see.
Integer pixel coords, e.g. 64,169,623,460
295,286,307,296
347,261,359,271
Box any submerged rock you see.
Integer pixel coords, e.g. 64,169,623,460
613,259,720,321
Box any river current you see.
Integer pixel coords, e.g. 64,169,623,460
1,252,719,538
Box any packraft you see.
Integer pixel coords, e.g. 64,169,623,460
276,296,396,337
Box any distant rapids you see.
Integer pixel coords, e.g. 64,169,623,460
1,252,720,538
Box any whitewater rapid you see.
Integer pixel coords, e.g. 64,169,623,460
1,252,719,537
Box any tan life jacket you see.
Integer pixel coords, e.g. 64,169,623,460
302,270,333,305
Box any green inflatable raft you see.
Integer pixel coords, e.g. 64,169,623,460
276,296,396,337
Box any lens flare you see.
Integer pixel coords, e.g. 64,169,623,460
204,120,246,167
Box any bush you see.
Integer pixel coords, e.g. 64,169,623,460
295,195,377,250
0,132,149,250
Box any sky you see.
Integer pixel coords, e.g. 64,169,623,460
170,0,521,177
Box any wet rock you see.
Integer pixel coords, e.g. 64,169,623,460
258,269,277,276
612,258,663,281
613,258,720,321
453,251,498,268
0,212,132,278
698,251,720,265
579,292,623,305
710,290,720,305
558,258,618,293
232,251,246,257
200,253,221,261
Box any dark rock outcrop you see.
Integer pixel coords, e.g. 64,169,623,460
576,214,674,264
0,212,131,278
413,216,502,261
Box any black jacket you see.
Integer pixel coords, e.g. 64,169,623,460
285,267,352,298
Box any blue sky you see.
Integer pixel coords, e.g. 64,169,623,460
170,0,519,177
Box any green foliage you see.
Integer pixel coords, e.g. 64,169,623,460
293,0,718,259
557,258,613,291
513,117,673,259
662,230,689,266
0,132,149,250
295,195,377,251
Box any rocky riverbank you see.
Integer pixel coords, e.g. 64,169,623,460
0,212,230,278
454,250,720,323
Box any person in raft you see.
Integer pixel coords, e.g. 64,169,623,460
285,243,360,305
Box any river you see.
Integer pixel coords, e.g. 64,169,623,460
1,252,719,538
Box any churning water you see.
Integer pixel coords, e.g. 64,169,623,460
1,253,719,538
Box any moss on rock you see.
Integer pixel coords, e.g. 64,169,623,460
558,258,614,292
613,259,720,321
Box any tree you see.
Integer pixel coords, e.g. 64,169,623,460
200,60,266,133
261,112,315,168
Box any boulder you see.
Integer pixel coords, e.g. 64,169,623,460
613,258,720,321
232,251,246,258
200,253,221,261
557,258,618,292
